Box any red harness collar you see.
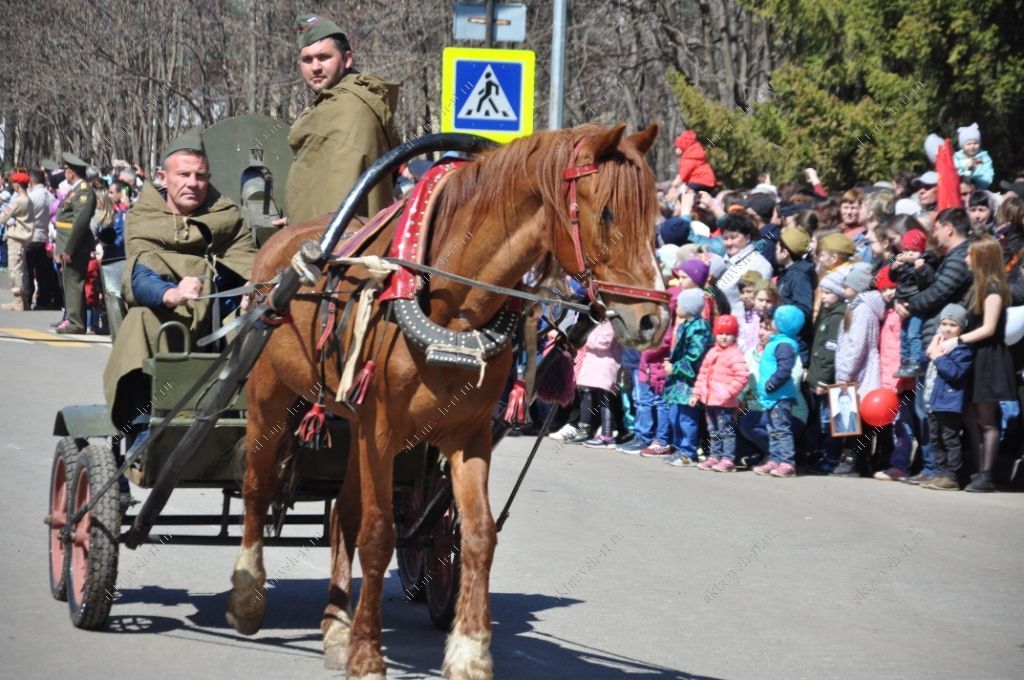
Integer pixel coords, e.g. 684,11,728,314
562,139,671,308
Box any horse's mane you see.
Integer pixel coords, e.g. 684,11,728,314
429,125,658,283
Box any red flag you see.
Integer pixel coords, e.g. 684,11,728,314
936,137,962,211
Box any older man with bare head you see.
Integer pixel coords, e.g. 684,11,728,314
103,130,259,432
282,13,399,225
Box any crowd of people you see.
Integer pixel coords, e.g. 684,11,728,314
0,157,142,332
539,122,1024,493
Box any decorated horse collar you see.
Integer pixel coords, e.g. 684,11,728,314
562,138,671,310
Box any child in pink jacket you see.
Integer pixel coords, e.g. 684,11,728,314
690,315,750,471
873,266,915,481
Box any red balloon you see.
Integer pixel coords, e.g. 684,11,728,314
859,388,900,427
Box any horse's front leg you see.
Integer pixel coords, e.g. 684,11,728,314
442,423,496,680
322,440,362,670
226,366,294,635
346,427,396,680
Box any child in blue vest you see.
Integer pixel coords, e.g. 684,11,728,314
753,304,806,478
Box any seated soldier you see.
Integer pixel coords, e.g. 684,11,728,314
103,131,259,439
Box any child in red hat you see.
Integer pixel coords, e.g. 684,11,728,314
873,264,915,481
690,314,750,472
890,226,934,377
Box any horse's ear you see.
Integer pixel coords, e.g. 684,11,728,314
586,124,626,161
626,124,659,156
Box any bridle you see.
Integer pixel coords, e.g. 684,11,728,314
562,138,672,313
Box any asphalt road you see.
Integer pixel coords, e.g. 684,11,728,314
2,284,1023,680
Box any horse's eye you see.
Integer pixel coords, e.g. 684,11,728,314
601,206,614,224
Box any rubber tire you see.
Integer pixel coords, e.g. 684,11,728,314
394,484,426,602
423,472,460,630
49,437,82,601
67,443,121,629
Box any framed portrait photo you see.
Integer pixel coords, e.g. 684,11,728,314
827,382,862,438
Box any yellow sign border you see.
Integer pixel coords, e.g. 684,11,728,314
441,47,535,144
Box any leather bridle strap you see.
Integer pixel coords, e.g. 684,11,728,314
561,138,671,307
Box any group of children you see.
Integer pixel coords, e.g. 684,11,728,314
547,204,1017,491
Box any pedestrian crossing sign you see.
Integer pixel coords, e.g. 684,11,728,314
441,47,535,144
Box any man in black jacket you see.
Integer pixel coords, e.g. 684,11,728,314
898,208,972,342
896,207,973,485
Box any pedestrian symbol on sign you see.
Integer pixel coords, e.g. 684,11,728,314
457,65,517,121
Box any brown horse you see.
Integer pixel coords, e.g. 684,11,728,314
226,123,668,679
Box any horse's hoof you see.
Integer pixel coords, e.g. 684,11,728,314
226,568,266,635
443,630,493,680
324,643,348,670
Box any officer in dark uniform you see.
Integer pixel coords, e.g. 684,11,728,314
54,151,96,334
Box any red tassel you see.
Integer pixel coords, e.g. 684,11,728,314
295,402,331,449
347,360,376,405
503,379,529,424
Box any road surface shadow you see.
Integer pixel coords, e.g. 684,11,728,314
107,572,717,678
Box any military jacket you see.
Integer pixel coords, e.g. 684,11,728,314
55,179,96,256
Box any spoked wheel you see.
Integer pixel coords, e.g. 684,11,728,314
48,437,82,600
394,483,426,601
423,466,460,630
67,443,121,629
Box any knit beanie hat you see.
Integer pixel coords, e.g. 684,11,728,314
678,258,710,288
901,229,927,253
843,262,874,293
676,288,706,317
779,226,811,257
713,314,739,336
940,303,969,329
819,270,846,296
957,123,981,148
874,264,896,290
818,232,856,256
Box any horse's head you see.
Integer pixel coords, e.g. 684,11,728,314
549,123,669,349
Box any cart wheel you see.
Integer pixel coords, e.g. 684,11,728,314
424,473,460,630
394,484,425,601
67,443,121,629
48,437,82,601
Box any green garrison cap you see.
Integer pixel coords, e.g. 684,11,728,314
61,152,88,171
160,127,205,164
41,158,59,171
295,13,347,49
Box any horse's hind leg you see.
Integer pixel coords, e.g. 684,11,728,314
346,429,396,679
226,365,295,635
442,425,496,680
322,442,362,670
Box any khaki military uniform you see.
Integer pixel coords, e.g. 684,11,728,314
102,182,257,429
286,73,400,225
55,179,96,330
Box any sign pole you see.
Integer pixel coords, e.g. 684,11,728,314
548,0,567,129
484,0,496,47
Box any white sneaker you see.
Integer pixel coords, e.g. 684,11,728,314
547,423,581,441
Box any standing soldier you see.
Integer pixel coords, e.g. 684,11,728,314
282,13,400,225
54,152,96,334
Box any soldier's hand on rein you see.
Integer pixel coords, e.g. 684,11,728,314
163,276,203,307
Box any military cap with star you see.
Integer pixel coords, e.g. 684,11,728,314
61,152,89,173
295,13,347,49
160,127,206,164
40,158,59,171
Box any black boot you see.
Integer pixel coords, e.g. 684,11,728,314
965,470,996,493
832,452,860,477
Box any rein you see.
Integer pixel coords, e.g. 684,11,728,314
562,138,671,310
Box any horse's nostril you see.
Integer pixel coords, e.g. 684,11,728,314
639,314,658,333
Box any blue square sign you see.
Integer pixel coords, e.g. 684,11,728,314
442,48,535,143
